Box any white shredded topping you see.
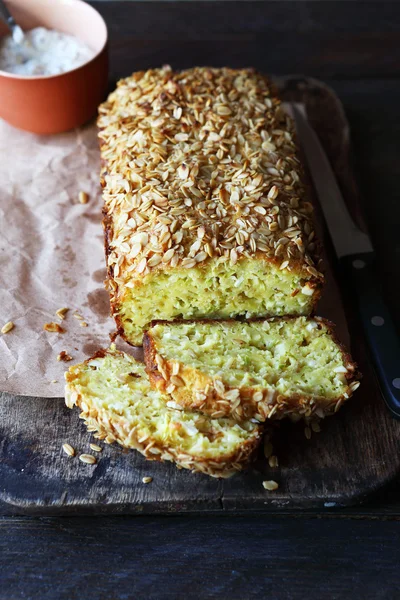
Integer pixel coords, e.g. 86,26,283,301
0,27,93,76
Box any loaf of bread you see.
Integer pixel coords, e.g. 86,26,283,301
98,67,324,345
65,345,262,478
144,317,360,422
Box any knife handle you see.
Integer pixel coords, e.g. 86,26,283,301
340,252,400,418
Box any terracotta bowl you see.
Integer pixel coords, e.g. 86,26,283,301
0,0,108,134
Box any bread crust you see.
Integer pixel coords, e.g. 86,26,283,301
144,317,361,422
65,348,262,478
98,67,324,345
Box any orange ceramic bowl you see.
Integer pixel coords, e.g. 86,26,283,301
0,0,108,134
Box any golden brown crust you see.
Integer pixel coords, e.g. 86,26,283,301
65,350,262,478
98,67,324,343
144,317,361,422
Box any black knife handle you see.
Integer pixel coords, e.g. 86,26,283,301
340,252,400,418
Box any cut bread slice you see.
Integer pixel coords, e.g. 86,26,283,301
144,317,360,422
65,346,262,478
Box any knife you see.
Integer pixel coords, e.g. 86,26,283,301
292,103,400,419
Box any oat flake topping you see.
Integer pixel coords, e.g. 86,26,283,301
98,66,323,286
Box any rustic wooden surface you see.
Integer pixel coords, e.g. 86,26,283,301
2,1,400,597
1,76,398,515
2,515,400,600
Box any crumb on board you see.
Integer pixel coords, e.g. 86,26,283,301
44,322,65,333
56,307,69,320
57,350,73,362
142,476,153,484
263,480,279,491
1,321,14,334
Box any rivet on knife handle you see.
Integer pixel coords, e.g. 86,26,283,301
341,252,400,419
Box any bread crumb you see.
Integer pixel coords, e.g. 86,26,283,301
1,321,14,334
44,322,65,333
57,350,73,362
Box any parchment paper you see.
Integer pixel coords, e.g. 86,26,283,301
0,102,347,398
0,119,115,397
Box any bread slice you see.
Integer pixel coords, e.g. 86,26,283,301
65,346,262,478
144,317,360,422
98,67,323,345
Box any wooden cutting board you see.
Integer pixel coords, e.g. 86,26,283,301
1,77,399,515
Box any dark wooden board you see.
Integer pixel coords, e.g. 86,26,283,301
1,1,400,515
2,516,400,600
3,4,400,599
1,75,400,515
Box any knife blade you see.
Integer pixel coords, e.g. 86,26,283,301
292,103,400,419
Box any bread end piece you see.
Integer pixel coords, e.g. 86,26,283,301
65,346,262,478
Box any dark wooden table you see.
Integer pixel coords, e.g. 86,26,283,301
2,2,400,598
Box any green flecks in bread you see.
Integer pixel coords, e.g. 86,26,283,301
99,67,323,346
144,317,360,422
65,346,262,478
116,257,318,345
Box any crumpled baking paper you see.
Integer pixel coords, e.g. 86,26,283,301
0,108,348,398
0,119,116,397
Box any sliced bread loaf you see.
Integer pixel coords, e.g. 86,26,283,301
65,346,262,478
144,317,360,422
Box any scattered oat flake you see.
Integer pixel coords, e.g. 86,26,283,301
142,476,153,484
311,421,321,433
73,313,84,320
263,480,279,491
51,380,58,383
62,443,75,457
80,321,88,328
304,426,312,440
1,321,14,334
90,444,103,453
56,307,69,320
264,440,273,459
44,322,65,333
79,454,96,465
268,455,279,468
79,191,89,204
57,350,73,362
